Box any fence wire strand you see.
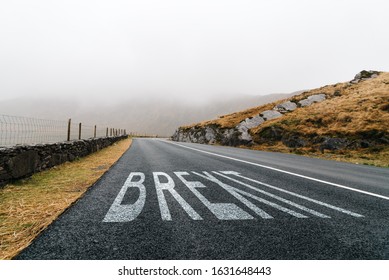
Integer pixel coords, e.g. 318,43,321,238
0,114,126,147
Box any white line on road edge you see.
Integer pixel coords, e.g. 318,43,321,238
162,140,389,201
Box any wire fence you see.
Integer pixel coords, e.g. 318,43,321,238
0,114,127,147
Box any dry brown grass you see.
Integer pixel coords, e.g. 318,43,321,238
183,101,279,129
250,143,389,168
180,72,389,167
249,73,389,167
252,72,389,136
0,138,132,260
183,72,389,132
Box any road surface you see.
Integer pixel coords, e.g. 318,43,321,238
16,138,389,259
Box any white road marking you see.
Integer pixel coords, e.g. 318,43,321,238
221,171,363,218
175,172,254,220
103,170,364,222
213,171,330,218
163,140,389,201
153,172,202,220
194,172,307,218
103,172,146,222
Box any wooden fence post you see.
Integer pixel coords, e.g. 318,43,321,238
94,125,96,138
106,127,108,137
67,118,71,141
78,122,82,140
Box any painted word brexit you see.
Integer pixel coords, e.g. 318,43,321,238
102,171,362,222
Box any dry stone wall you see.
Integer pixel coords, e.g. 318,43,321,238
0,136,127,187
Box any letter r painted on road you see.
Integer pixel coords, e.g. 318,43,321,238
103,172,146,222
153,172,202,221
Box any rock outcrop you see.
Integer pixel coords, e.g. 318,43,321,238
236,115,264,141
298,94,326,107
350,70,380,84
172,70,387,158
273,101,297,113
172,93,328,145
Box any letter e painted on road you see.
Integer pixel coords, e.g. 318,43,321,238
103,172,146,222
175,172,253,220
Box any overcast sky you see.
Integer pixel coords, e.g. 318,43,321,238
1,0,388,103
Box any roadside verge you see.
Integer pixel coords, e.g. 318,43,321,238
0,138,132,260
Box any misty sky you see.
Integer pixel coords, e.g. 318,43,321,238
1,0,388,103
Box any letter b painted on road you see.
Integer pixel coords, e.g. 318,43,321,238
103,172,146,222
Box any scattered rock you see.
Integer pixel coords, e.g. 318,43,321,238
236,115,264,141
273,101,297,113
242,115,265,128
282,135,306,148
319,137,349,152
359,141,370,148
205,127,216,143
255,126,284,142
298,94,326,107
350,70,380,84
333,90,342,97
378,137,389,144
260,110,283,121
380,103,389,112
220,129,241,146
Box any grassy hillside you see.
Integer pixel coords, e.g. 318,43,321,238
253,72,389,136
179,71,389,167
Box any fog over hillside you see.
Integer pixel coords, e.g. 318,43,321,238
0,92,300,136
1,1,388,137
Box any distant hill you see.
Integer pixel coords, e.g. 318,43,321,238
173,71,389,167
0,92,301,136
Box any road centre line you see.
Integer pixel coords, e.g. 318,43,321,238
163,140,389,201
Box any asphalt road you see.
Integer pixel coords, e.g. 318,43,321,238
16,138,389,259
